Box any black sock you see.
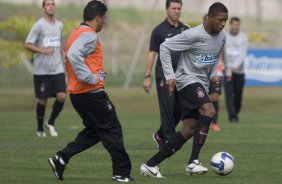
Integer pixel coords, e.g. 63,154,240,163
147,131,187,167
48,100,64,125
36,103,46,131
188,116,212,164
212,101,219,123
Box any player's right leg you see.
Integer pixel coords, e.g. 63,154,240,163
36,98,47,137
33,75,49,137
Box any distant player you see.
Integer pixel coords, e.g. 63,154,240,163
24,0,66,137
140,2,228,178
48,1,133,182
223,17,248,122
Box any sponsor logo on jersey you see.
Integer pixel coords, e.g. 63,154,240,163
195,54,219,64
43,36,61,47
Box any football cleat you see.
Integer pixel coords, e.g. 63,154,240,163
45,122,58,137
36,131,46,137
211,123,221,131
48,155,66,180
140,163,163,178
186,160,208,175
112,175,134,182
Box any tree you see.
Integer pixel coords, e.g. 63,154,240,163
0,16,34,69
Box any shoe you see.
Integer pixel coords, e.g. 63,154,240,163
112,175,134,182
48,155,66,180
36,131,46,137
229,116,238,123
211,123,221,131
140,163,163,178
185,160,208,175
45,122,58,137
152,133,164,149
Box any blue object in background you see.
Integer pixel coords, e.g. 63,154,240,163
245,49,282,86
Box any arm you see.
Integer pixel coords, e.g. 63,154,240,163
143,27,160,93
160,31,194,95
60,23,65,59
210,58,221,86
143,51,157,93
24,43,54,56
233,34,248,70
67,32,99,85
222,44,232,81
160,31,193,81
24,23,54,56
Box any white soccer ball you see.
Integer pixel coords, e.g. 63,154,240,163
210,152,235,176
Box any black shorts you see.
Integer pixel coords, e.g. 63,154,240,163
33,73,66,98
178,83,211,120
209,78,223,95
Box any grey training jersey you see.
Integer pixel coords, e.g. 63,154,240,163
160,24,226,93
223,32,248,76
25,17,64,75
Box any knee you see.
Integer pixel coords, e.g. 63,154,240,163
56,93,66,103
37,98,47,105
201,106,216,118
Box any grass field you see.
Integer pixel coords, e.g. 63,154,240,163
0,87,282,184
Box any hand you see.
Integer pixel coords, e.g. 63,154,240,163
143,77,152,93
211,76,221,87
231,67,237,73
225,76,232,82
166,79,176,96
42,48,54,56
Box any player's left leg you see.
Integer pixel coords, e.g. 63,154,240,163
186,102,215,175
224,77,238,122
46,73,66,136
233,73,245,115
141,118,197,178
184,83,215,174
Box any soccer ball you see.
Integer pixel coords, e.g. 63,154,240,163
210,152,235,176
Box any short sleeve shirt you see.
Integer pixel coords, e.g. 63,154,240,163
25,17,64,75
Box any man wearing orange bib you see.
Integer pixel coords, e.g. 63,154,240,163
48,1,133,182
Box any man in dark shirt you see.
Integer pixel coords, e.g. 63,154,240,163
143,0,208,174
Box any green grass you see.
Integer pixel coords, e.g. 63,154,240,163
0,87,282,184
